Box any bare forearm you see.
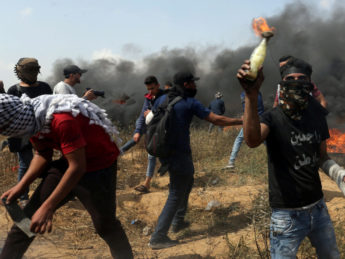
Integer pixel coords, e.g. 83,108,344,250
205,112,242,126
41,166,85,211
243,95,261,147
213,116,242,126
18,154,50,189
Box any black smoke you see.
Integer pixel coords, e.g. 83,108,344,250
45,1,345,127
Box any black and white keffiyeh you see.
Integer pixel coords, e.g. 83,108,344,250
0,94,120,142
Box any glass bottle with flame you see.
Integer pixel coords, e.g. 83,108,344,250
245,18,275,81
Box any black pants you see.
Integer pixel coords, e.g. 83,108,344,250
0,160,133,259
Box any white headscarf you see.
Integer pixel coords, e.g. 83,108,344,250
0,94,119,142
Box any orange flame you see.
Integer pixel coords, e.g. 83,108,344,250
252,17,275,37
113,99,127,105
327,128,345,154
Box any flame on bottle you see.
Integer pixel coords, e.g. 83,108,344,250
327,128,345,154
252,17,275,37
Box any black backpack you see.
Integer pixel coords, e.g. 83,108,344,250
145,95,182,158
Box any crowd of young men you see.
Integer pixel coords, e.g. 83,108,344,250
0,55,343,258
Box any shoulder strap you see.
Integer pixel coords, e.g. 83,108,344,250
166,96,182,112
13,83,23,97
16,84,21,92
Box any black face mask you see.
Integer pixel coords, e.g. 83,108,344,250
185,88,197,97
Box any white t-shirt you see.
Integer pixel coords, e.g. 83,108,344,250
53,81,77,95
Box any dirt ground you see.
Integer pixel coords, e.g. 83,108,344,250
0,169,344,259
0,130,344,259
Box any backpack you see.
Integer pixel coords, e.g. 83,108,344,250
145,95,182,158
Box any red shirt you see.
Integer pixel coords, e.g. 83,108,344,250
31,113,119,172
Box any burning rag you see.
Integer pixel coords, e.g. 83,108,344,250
0,94,119,141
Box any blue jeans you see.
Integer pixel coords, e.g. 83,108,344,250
121,139,156,178
17,148,33,200
270,199,340,259
120,139,137,153
208,123,223,133
228,128,244,164
146,154,156,178
150,153,194,241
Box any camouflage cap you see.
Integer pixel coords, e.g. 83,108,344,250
14,58,40,84
16,58,40,67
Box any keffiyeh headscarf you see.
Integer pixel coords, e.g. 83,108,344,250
0,94,120,142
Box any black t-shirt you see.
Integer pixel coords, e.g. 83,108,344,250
7,81,52,98
260,97,329,208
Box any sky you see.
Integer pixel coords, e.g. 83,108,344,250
0,0,337,88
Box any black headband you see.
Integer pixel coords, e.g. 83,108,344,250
280,80,314,92
281,66,312,78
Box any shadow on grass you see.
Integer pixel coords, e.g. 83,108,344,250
117,192,144,208
193,172,216,188
178,202,251,242
167,254,215,259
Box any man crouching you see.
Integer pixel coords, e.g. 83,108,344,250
0,94,133,259
238,58,340,258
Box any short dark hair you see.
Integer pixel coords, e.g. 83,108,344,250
165,80,173,87
144,75,159,85
279,55,293,63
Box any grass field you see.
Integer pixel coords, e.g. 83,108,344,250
0,127,344,258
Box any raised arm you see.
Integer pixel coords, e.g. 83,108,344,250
237,60,269,147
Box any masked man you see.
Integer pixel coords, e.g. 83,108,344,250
273,55,327,108
148,72,242,249
237,58,340,258
0,94,133,259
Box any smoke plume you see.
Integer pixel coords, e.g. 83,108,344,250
45,1,345,128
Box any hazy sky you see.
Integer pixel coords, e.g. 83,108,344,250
0,0,337,88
